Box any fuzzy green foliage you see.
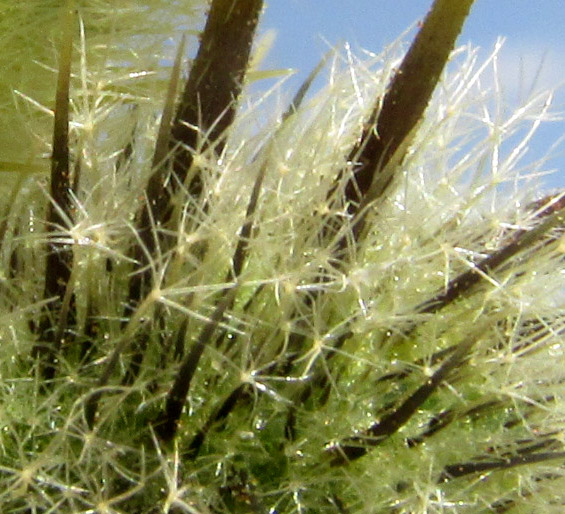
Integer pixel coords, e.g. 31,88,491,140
0,0,564,512
0,0,201,173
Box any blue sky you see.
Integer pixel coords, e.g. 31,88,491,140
258,1,565,190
